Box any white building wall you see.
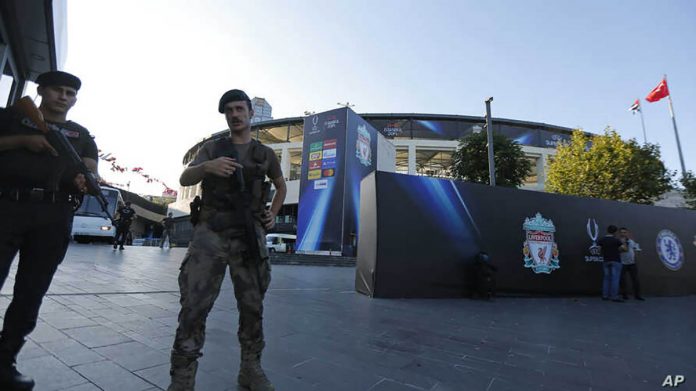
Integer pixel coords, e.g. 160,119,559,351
377,132,396,173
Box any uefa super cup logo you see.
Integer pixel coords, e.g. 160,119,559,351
585,218,603,262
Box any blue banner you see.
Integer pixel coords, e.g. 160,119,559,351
296,108,348,253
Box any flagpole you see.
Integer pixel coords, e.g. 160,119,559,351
638,104,648,144
665,75,686,177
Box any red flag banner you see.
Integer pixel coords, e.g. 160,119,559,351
646,79,669,102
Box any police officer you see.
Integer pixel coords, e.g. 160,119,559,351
113,201,136,250
168,89,286,391
0,71,98,390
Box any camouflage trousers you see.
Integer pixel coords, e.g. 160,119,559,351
171,219,271,361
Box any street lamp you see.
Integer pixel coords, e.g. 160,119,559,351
337,101,355,108
485,97,495,187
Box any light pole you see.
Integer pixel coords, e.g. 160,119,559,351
485,97,495,186
337,101,355,109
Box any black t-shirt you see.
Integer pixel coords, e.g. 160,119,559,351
598,235,623,262
0,108,98,192
162,217,174,229
117,206,136,224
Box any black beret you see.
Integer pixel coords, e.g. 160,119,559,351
36,71,81,90
218,89,250,113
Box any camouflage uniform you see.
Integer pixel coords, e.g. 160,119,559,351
168,206,272,391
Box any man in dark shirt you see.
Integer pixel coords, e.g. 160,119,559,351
113,201,136,250
597,225,627,302
160,212,174,248
0,71,99,390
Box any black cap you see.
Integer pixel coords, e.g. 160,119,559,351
36,71,81,91
218,89,250,113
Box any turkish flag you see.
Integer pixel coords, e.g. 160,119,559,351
646,79,670,102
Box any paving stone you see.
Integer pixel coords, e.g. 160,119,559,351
17,355,87,391
133,363,170,389
17,338,51,361
27,322,67,343
59,383,103,391
63,325,133,348
40,338,106,367
41,313,98,330
73,360,154,391
367,378,426,391
93,341,169,371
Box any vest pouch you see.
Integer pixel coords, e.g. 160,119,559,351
208,210,245,232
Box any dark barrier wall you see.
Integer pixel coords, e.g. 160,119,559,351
356,171,696,298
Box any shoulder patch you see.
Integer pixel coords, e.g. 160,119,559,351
61,128,81,138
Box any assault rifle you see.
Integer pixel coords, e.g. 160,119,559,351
10,96,114,223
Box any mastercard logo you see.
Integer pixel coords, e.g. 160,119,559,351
322,169,335,177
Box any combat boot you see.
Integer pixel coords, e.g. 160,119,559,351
167,352,198,391
0,338,34,390
238,350,274,391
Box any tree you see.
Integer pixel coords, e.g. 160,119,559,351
450,130,532,187
680,171,696,209
546,128,673,204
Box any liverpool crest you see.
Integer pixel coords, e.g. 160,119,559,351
356,124,372,167
522,213,560,274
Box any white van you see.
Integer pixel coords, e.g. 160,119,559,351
265,233,296,253
72,186,122,243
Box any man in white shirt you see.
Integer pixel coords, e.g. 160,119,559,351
619,227,645,300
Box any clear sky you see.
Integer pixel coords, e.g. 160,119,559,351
39,0,696,195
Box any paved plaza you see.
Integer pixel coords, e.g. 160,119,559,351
0,244,693,391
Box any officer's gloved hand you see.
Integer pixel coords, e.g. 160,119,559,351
23,135,58,156
73,173,88,193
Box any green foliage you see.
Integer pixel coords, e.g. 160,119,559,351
546,128,673,204
450,130,532,187
680,171,696,209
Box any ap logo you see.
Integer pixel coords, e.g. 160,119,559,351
662,374,685,387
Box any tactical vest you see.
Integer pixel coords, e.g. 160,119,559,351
200,138,270,214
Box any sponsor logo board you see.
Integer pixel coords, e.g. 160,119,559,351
310,141,323,152
322,148,336,159
314,179,328,190
322,158,336,169
323,139,337,149
322,168,335,178
308,169,321,180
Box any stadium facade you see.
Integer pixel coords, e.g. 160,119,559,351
169,111,578,230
